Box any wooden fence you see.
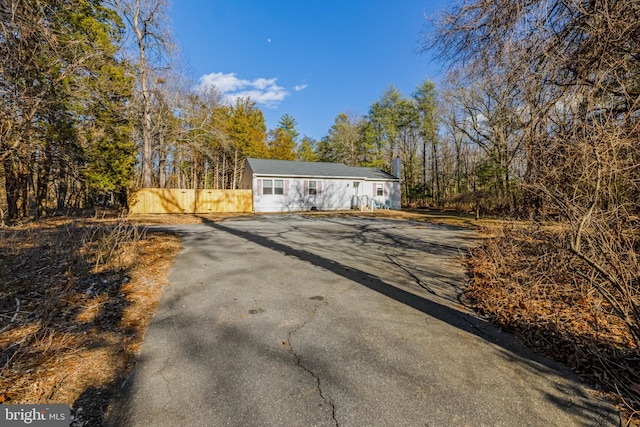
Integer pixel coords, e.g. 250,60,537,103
129,189,253,214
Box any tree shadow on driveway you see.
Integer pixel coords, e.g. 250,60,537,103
202,217,618,426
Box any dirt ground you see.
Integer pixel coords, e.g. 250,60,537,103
0,210,637,425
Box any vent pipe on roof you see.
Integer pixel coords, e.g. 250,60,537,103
392,157,401,179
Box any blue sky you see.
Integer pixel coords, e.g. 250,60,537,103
169,1,450,141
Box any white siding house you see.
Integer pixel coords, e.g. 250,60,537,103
240,158,401,213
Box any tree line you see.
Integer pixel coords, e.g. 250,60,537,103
0,0,514,220
1,0,135,219
428,0,640,363
0,0,521,221
2,0,638,231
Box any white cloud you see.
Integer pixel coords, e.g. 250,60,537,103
252,77,277,90
198,72,246,92
294,84,308,91
232,89,287,105
197,72,288,107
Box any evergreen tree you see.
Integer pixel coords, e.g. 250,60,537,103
267,127,296,160
225,98,268,159
362,85,406,173
296,136,318,162
267,114,299,160
320,112,363,166
278,113,299,143
83,62,136,196
0,0,135,217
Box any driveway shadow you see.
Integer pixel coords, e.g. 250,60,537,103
109,216,619,427
200,217,617,426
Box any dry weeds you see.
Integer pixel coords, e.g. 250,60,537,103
465,224,640,426
0,217,181,425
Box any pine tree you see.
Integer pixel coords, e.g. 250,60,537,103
225,98,269,159
278,113,299,143
267,128,296,160
320,112,363,166
267,114,299,160
0,0,135,218
296,136,318,162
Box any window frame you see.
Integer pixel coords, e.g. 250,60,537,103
262,179,273,195
308,180,317,196
273,179,284,195
376,183,384,197
262,179,284,196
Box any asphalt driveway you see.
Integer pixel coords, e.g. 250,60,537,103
108,215,617,426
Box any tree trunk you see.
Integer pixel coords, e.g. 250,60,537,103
432,140,441,206
232,147,239,190
213,155,219,190
221,155,226,189
158,144,167,188
36,144,52,218
132,0,153,188
3,157,19,220
20,166,28,217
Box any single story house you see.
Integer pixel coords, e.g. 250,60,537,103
240,158,401,213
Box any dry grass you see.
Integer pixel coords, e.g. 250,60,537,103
128,208,502,229
128,212,253,225
0,217,181,425
464,224,640,426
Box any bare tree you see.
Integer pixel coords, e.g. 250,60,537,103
111,0,174,188
438,65,526,211
426,0,640,349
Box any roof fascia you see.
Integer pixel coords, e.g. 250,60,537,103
253,173,398,181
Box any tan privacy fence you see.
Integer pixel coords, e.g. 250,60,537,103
129,189,253,214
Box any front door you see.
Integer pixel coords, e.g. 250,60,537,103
353,181,360,196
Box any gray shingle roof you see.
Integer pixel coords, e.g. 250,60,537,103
246,158,398,180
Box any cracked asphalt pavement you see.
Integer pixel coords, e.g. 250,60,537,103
107,215,618,427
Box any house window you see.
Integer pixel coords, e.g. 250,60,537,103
263,179,273,195
263,179,284,195
376,183,384,196
308,180,317,196
274,179,284,195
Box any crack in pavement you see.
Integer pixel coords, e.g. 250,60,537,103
285,303,338,427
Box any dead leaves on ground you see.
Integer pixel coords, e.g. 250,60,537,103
465,226,639,425
0,218,181,425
